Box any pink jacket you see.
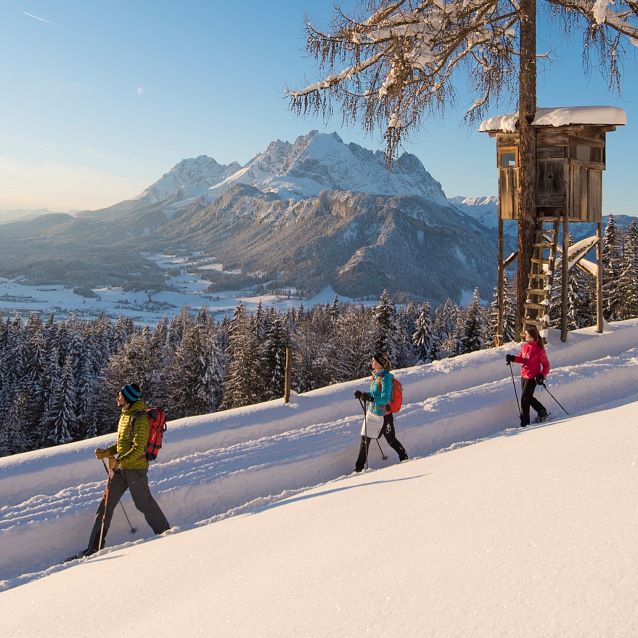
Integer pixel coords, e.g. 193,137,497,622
513,341,550,379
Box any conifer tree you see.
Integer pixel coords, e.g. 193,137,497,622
602,215,623,321
567,266,596,329
456,289,486,354
44,357,77,446
373,289,398,361
394,304,417,368
618,220,638,319
169,322,223,417
332,306,377,381
223,304,258,409
434,299,460,358
260,316,289,400
413,303,434,363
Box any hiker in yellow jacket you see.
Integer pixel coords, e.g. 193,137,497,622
76,383,170,557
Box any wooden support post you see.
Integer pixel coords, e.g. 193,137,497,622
596,221,603,333
496,217,504,347
284,346,291,403
561,216,569,342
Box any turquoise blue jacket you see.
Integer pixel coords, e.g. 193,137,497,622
368,369,394,416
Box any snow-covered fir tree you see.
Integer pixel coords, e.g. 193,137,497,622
618,219,638,319
434,299,460,358
412,303,434,363
373,289,398,363
602,215,623,321
44,357,77,446
567,265,596,330
457,289,486,354
223,304,259,409
489,272,517,344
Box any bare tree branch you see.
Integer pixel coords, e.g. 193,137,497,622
288,0,637,160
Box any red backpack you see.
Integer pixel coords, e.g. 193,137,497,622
131,408,167,461
389,378,403,413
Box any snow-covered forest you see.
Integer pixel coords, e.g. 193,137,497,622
1,215,636,457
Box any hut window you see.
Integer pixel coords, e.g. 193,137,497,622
499,152,516,168
574,144,603,164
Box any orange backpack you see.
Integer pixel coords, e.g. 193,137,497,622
389,378,403,413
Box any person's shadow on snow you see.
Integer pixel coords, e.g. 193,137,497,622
260,474,428,512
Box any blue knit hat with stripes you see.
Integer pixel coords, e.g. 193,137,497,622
120,383,141,403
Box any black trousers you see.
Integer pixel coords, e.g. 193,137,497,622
355,414,408,471
520,378,547,426
87,468,170,552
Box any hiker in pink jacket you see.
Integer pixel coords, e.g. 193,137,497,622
506,325,551,427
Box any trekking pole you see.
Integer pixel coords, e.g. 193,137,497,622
507,362,521,414
101,459,137,534
358,396,370,470
98,465,113,552
539,381,570,416
375,437,388,461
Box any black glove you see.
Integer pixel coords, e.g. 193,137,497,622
354,390,363,399
535,375,545,385
505,354,514,364
361,392,373,402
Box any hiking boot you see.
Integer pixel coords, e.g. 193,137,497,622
535,410,550,423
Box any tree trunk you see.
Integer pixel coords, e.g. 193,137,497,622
516,0,537,335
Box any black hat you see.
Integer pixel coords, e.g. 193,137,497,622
372,352,392,370
121,383,141,403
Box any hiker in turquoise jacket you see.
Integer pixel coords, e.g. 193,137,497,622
77,383,170,557
353,352,409,472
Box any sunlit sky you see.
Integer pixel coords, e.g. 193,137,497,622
1,1,637,214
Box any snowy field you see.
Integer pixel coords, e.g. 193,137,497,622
0,252,370,323
1,321,638,635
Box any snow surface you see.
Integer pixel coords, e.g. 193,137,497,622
2,322,638,636
479,106,627,132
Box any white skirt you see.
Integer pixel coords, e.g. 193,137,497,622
360,412,385,438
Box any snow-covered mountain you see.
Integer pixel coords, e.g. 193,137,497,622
208,131,449,203
160,186,497,302
2,321,638,636
136,155,242,205
1,133,499,300
448,195,499,228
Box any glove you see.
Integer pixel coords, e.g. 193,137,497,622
108,456,121,472
361,392,373,402
535,375,545,385
354,390,363,399
95,448,111,460
505,354,514,364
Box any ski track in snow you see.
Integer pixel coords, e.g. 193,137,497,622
2,322,638,591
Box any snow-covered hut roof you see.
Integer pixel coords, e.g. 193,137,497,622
479,106,627,133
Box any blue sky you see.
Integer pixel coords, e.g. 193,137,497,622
1,1,636,214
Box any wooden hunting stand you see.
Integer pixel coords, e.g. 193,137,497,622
480,106,626,344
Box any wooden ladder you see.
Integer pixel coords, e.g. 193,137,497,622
523,219,561,333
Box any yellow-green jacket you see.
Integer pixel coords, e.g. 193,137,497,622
106,399,149,470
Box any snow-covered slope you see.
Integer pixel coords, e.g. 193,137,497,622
2,322,638,635
209,131,449,203
3,320,638,590
3,402,637,637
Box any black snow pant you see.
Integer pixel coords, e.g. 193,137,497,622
87,468,170,552
520,377,547,426
355,414,408,472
